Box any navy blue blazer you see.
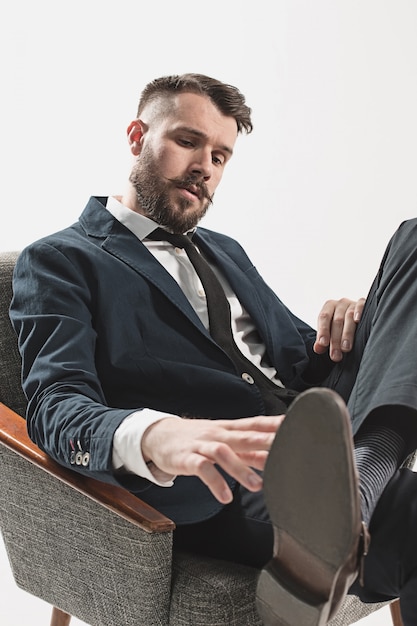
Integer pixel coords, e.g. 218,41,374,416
10,196,333,523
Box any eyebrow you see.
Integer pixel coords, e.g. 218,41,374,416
175,126,234,157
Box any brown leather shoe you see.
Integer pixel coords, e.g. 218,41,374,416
256,388,369,625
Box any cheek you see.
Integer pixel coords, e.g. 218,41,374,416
154,145,186,177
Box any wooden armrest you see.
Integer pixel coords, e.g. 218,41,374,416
0,402,175,534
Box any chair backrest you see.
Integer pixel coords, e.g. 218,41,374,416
0,251,27,416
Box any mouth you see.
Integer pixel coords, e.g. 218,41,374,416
168,176,213,205
176,183,202,201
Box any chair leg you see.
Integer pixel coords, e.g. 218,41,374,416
390,599,404,626
50,606,72,626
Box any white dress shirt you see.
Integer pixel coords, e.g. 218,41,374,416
107,196,284,486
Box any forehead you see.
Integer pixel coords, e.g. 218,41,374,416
147,92,238,151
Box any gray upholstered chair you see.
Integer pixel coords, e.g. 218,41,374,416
0,250,405,626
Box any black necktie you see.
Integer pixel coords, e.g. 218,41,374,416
147,228,298,414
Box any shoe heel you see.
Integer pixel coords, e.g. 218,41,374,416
256,567,331,626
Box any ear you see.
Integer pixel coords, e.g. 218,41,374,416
127,119,148,155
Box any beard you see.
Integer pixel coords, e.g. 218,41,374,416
129,146,213,233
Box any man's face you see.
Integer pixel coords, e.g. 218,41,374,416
128,93,238,233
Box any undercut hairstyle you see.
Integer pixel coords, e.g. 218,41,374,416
136,73,253,134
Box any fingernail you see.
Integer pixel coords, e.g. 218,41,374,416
221,489,233,503
342,340,350,350
248,473,263,488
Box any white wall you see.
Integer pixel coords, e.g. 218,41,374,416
2,0,417,329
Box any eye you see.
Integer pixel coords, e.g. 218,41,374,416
178,138,194,148
212,154,225,166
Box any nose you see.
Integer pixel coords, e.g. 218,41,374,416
190,148,213,180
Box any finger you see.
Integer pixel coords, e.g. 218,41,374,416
216,427,278,454
353,297,366,323
338,298,365,353
339,305,358,353
190,454,235,503
237,449,269,471
328,300,354,360
314,299,336,353
327,298,361,361
217,415,284,432
193,441,264,500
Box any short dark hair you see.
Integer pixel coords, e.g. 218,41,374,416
137,73,253,134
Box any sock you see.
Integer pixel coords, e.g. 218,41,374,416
354,425,406,526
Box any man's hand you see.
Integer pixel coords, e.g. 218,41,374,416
313,298,365,361
141,414,284,504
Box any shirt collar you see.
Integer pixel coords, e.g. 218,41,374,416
106,195,196,240
106,196,158,241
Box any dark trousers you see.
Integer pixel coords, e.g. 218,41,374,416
174,481,273,569
175,219,417,619
326,218,417,437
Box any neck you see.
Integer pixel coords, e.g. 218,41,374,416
120,184,144,215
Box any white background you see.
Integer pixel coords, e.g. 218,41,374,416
1,1,416,623
2,0,417,328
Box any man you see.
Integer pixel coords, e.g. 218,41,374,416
9,73,417,625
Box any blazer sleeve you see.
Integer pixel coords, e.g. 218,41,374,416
9,241,151,493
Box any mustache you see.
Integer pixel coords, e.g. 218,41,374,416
167,176,213,204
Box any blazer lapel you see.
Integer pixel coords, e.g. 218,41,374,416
105,224,213,337
80,197,272,352
80,198,210,335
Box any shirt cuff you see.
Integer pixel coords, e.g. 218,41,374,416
112,409,179,487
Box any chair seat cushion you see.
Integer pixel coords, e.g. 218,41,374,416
171,551,261,625
170,551,389,626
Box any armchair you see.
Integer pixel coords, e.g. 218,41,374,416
0,250,404,625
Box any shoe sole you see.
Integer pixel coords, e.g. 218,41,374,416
256,388,360,626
